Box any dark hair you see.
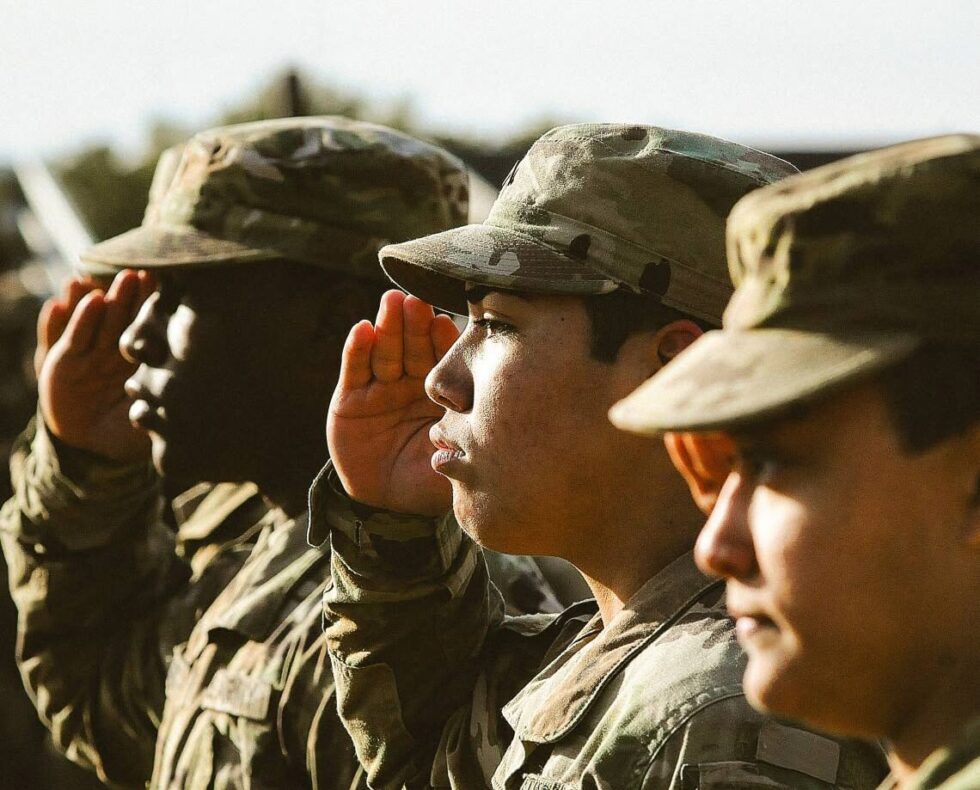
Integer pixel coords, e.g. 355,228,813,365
877,341,980,454
582,288,714,363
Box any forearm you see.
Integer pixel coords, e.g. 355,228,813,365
1,418,187,785
313,462,504,789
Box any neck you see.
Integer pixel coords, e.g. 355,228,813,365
885,650,980,784
567,464,704,626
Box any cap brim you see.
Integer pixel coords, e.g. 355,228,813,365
609,327,921,434
79,224,280,274
379,224,617,314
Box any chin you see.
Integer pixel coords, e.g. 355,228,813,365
149,435,170,477
452,487,513,552
150,436,213,487
745,653,864,738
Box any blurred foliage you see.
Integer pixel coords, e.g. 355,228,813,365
57,147,159,241
51,68,564,241
0,173,30,270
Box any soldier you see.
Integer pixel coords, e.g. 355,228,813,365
313,123,889,788
610,135,979,789
0,116,496,788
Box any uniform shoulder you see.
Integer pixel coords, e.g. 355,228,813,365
644,695,888,789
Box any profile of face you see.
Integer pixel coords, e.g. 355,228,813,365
424,288,692,557
120,263,332,483
691,383,980,739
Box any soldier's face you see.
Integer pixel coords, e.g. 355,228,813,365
691,383,980,740
424,289,665,557
120,264,325,483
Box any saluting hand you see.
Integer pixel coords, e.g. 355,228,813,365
328,290,459,516
37,270,155,463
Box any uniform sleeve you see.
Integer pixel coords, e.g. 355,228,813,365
278,627,364,790
0,418,205,787
313,461,509,789
644,695,889,790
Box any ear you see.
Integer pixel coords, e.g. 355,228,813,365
652,319,703,369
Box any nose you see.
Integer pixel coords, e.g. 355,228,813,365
694,474,758,581
119,291,168,367
424,336,471,413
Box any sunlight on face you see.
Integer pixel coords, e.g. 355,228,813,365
690,384,980,739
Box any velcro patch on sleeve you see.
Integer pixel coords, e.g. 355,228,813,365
755,721,840,784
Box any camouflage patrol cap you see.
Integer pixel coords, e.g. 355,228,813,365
610,134,980,434
79,116,469,280
379,124,796,320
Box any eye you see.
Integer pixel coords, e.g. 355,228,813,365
472,317,515,336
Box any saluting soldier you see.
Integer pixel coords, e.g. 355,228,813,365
0,116,552,788
313,123,889,789
611,134,980,790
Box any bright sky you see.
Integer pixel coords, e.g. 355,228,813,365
2,0,977,162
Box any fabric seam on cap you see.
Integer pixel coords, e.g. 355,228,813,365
583,134,788,186
484,208,731,287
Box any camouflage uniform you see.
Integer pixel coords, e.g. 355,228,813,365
610,135,980,790
312,467,885,790
876,717,980,790
0,118,487,789
315,124,888,789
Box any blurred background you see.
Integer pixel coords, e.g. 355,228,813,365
0,1,977,786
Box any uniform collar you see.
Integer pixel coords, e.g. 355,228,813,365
502,551,722,743
205,510,328,640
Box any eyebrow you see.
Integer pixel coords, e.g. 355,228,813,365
464,285,530,305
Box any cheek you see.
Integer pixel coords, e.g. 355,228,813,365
470,349,598,464
750,490,839,634
166,306,196,362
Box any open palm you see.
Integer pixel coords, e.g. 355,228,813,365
38,271,154,463
328,290,459,516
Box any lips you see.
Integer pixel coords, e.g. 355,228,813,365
429,423,466,474
728,596,779,646
124,376,167,432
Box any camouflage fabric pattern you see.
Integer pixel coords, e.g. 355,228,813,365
80,116,470,281
311,465,888,790
876,715,980,789
380,123,798,319
610,133,980,434
0,419,364,788
0,422,564,788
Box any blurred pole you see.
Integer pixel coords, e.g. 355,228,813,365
13,160,94,293
284,70,306,117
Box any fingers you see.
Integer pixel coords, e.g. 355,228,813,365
99,270,149,350
36,298,62,355
61,291,106,354
35,300,67,377
64,277,98,315
371,290,406,382
402,296,437,378
431,314,460,361
97,270,139,349
38,277,99,354
136,270,156,310
338,320,376,391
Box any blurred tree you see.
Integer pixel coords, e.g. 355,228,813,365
51,68,566,242
57,146,157,241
